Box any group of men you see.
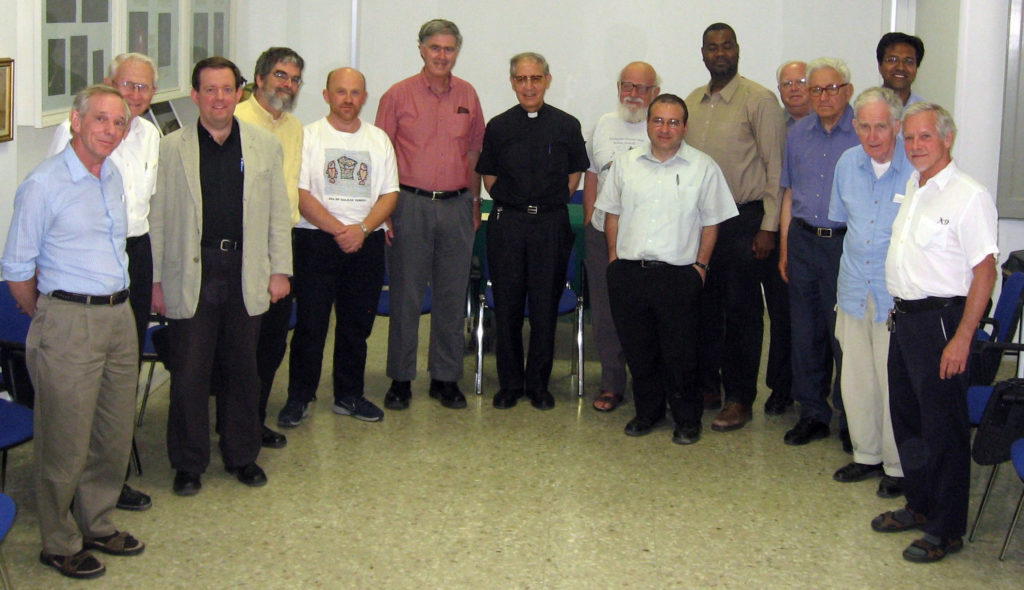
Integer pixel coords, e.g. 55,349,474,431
0,17,998,577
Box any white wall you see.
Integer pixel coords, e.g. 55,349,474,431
0,0,18,250
914,0,960,109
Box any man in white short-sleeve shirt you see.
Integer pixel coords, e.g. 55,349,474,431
277,67,399,427
875,102,998,563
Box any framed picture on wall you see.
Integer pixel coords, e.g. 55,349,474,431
0,58,12,143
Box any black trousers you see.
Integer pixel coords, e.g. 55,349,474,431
255,289,293,422
888,303,970,539
486,206,573,394
167,248,262,473
607,260,703,427
287,228,384,404
126,233,153,363
697,201,774,406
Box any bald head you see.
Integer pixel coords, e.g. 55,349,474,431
617,61,661,123
325,67,366,91
323,67,368,130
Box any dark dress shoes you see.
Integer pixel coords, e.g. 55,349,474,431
877,475,905,498
784,417,830,445
763,390,794,415
261,425,287,449
672,423,702,445
833,461,884,482
430,380,468,409
528,390,555,410
384,380,411,410
226,463,268,487
624,416,664,437
493,389,524,409
172,471,202,496
116,484,152,511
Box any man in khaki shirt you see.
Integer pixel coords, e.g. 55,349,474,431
232,47,304,449
684,22,787,431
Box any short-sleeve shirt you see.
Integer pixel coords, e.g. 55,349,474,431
595,141,738,266
297,118,400,231
782,105,859,229
375,71,485,191
885,161,999,299
586,111,648,231
475,104,589,205
828,141,912,321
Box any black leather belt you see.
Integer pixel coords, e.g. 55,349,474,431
400,184,468,200
620,259,672,269
51,289,130,305
794,217,846,238
201,238,242,251
893,296,966,314
494,202,566,215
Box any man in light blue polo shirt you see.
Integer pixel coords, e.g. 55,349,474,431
828,87,910,499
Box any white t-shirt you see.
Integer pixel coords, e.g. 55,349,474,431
297,117,400,231
586,111,649,231
47,115,160,238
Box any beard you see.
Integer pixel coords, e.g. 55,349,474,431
264,88,296,113
617,101,646,124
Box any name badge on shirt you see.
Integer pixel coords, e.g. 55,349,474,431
893,193,905,203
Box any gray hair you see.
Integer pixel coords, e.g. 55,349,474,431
776,60,806,84
418,19,462,49
853,87,902,122
807,57,851,84
509,52,549,77
903,102,957,140
108,52,158,84
72,84,130,121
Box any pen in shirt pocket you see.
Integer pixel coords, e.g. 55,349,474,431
240,158,245,173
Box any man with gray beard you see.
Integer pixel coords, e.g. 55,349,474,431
583,61,660,413
233,47,305,447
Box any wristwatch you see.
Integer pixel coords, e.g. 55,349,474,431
359,222,369,235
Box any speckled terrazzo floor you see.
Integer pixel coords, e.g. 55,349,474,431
1,315,1022,589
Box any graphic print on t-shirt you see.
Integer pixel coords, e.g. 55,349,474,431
323,149,372,203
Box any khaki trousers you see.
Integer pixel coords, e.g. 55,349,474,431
26,294,137,555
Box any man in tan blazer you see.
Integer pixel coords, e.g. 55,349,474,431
150,57,292,496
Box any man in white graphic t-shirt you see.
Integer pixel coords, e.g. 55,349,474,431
277,67,399,426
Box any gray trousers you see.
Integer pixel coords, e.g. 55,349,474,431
584,223,627,394
26,295,137,555
386,189,475,382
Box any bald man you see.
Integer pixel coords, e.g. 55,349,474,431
584,61,660,413
277,68,400,427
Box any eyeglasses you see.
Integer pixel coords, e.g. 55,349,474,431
649,117,683,129
619,81,655,94
779,78,806,89
809,83,850,97
116,80,154,93
883,55,917,67
513,75,546,86
271,70,303,86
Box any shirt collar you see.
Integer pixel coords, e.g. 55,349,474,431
855,137,910,174
640,140,690,165
914,160,959,191
810,104,855,134
244,94,279,125
418,69,452,95
62,143,115,182
702,74,741,103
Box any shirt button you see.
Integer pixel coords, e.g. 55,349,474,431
193,257,199,263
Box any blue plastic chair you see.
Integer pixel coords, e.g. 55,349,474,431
376,261,432,316
474,247,584,397
0,492,15,589
0,399,32,492
1001,438,1024,560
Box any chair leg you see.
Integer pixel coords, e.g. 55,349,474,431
130,436,142,477
137,361,156,427
475,294,486,396
1,451,6,492
999,488,1024,560
576,298,584,397
970,463,1001,542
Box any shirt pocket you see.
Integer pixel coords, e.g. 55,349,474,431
913,219,951,250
